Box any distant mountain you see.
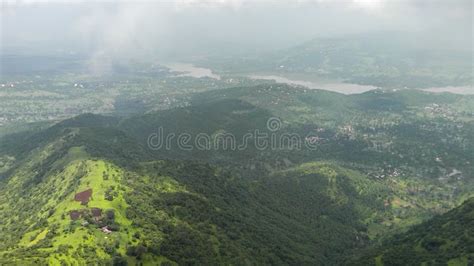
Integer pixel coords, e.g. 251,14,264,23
349,197,474,265
203,32,472,88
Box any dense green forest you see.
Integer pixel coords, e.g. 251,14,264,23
349,197,474,265
0,85,473,265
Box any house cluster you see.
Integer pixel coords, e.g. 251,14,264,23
424,103,456,118
370,168,403,180
338,125,356,139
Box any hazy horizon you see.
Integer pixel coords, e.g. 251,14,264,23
2,0,472,61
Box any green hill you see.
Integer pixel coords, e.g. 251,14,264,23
0,118,388,265
349,198,474,265
0,86,473,265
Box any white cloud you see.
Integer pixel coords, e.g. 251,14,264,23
2,0,471,72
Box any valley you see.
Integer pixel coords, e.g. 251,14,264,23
0,79,473,264
1,9,473,264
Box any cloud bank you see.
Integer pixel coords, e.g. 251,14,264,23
1,0,472,73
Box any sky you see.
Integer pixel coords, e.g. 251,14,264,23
1,0,472,62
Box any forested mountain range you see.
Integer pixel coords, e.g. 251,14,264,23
0,85,472,264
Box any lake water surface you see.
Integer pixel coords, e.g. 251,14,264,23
249,75,474,95
165,63,221,80
422,86,474,95
164,63,473,95
248,75,378,94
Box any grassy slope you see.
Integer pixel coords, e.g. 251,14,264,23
1,146,136,264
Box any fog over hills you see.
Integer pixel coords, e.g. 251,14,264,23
2,0,472,60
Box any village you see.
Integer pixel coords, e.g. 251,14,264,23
67,188,118,236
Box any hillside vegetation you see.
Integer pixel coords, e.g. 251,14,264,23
0,85,473,264
349,197,474,265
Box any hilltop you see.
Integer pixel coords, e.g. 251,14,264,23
0,85,473,264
